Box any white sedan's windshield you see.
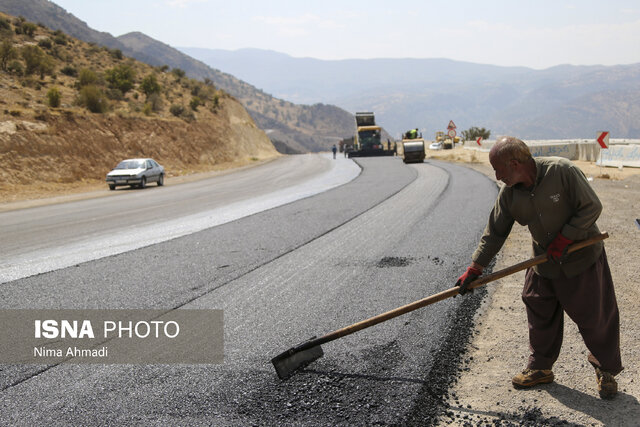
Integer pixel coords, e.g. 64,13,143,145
115,160,145,169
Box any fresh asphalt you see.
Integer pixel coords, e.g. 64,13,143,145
0,156,497,425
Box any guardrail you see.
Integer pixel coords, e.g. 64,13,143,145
460,139,640,168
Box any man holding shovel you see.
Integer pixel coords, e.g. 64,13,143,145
455,136,622,399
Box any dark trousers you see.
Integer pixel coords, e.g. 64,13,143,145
522,249,623,375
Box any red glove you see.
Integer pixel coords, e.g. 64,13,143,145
455,266,482,295
547,233,573,262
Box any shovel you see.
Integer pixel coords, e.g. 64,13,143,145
271,232,608,379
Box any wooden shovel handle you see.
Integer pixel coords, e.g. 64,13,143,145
315,232,608,347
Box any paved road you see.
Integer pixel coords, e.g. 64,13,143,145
0,154,360,283
0,156,497,425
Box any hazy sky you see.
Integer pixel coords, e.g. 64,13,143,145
52,0,640,69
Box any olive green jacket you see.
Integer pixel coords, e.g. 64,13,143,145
472,157,603,278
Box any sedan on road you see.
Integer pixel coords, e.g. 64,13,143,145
106,158,165,190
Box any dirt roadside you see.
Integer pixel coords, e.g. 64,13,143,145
429,149,640,426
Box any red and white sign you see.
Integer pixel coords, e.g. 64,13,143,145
447,120,456,130
597,131,609,149
476,137,483,146
448,129,456,138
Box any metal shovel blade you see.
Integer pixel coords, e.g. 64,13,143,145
271,339,324,380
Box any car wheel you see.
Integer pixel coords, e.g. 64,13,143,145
108,184,116,190
157,174,164,186
139,176,146,189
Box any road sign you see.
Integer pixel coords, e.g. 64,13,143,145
448,129,456,138
447,120,456,130
597,131,609,149
476,137,483,146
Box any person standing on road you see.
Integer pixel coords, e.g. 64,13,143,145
332,144,337,159
455,136,623,399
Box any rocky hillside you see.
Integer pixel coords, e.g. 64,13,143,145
0,11,278,201
0,0,356,153
117,32,355,153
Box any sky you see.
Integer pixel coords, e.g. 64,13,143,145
51,0,640,69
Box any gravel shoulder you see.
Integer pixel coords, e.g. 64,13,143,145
430,149,640,426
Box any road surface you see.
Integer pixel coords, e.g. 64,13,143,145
0,156,497,425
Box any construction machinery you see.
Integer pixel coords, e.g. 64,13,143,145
348,112,394,158
401,129,426,163
435,131,460,149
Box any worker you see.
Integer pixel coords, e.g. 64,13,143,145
408,128,417,139
331,144,337,159
455,136,622,399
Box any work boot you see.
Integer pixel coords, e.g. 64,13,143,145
595,367,617,399
512,368,554,389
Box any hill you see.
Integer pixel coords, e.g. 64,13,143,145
117,32,355,153
0,0,356,154
0,11,278,203
179,47,640,140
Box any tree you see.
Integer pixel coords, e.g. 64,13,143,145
105,64,135,94
140,73,161,97
462,126,491,141
21,45,54,78
0,40,17,71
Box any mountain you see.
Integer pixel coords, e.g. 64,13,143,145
0,10,277,193
179,47,640,139
116,32,354,153
0,0,355,153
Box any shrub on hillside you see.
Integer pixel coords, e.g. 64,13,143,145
169,104,185,117
60,65,77,77
211,93,220,111
77,68,99,87
53,30,68,45
21,45,54,78
140,73,161,96
105,64,135,94
106,88,124,100
0,40,17,71
16,21,37,37
147,93,163,112
171,68,185,80
0,17,10,31
189,96,201,111
47,87,61,108
78,85,109,113
110,49,123,60
37,38,52,49
7,60,23,75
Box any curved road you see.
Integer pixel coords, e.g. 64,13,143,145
0,156,497,425
0,154,360,283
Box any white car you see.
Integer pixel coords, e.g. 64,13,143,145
106,158,164,190
429,142,443,150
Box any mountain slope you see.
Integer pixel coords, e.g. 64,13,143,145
0,0,355,153
181,47,640,139
0,10,277,200
117,32,354,153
